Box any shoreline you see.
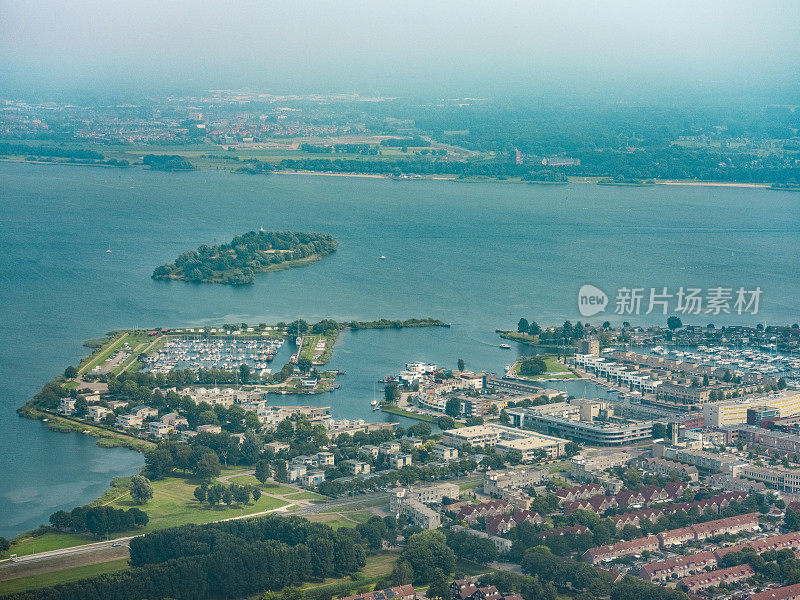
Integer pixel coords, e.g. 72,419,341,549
3,160,785,190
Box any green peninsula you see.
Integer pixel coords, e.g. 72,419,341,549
152,230,337,285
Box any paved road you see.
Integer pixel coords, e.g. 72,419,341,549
0,537,134,568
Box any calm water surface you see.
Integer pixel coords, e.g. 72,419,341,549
1,162,798,537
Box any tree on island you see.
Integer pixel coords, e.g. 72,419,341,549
518,318,530,333
528,321,542,336
129,475,154,505
297,357,313,373
457,358,465,371
152,231,337,285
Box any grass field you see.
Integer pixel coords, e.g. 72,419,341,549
103,475,290,534
6,533,95,558
306,510,373,529
285,491,326,501
299,331,339,365
8,474,291,558
0,558,129,595
510,355,578,380
298,552,399,594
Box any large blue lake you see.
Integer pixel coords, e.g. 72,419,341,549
1,162,798,537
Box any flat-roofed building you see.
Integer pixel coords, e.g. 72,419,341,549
496,432,566,461
441,425,500,448
741,464,800,494
484,468,547,497
704,392,800,428
511,404,652,446
432,444,459,461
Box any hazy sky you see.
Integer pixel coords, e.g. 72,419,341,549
1,0,799,99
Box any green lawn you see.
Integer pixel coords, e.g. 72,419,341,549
0,559,129,595
338,510,373,524
285,491,326,501
299,552,398,593
261,482,303,496
459,481,480,491
511,355,578,380
103,475,290,534
7,533,94,558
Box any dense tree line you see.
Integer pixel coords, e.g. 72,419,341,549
152,230,338,285
0,142,104,160
5,515,366,600
142,154,195,171
49,505,148,536
522,169,568,183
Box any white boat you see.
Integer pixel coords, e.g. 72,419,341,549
380,255,387,260
499,343,511,349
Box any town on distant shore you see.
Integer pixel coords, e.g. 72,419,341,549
2,92,799,188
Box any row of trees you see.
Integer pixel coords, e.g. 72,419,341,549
49,505,148,536
193,482,262,506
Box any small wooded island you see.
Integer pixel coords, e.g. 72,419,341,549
152,230,338,285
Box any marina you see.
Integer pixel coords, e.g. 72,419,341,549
143,335,287,375
648,345,800,378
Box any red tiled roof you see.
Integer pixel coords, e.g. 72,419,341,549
341,585,416,600
680,564,755,591
749,582,800,600
640,551,717,578
584,535,659,560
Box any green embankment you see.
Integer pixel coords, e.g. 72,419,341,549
0,559,130,595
